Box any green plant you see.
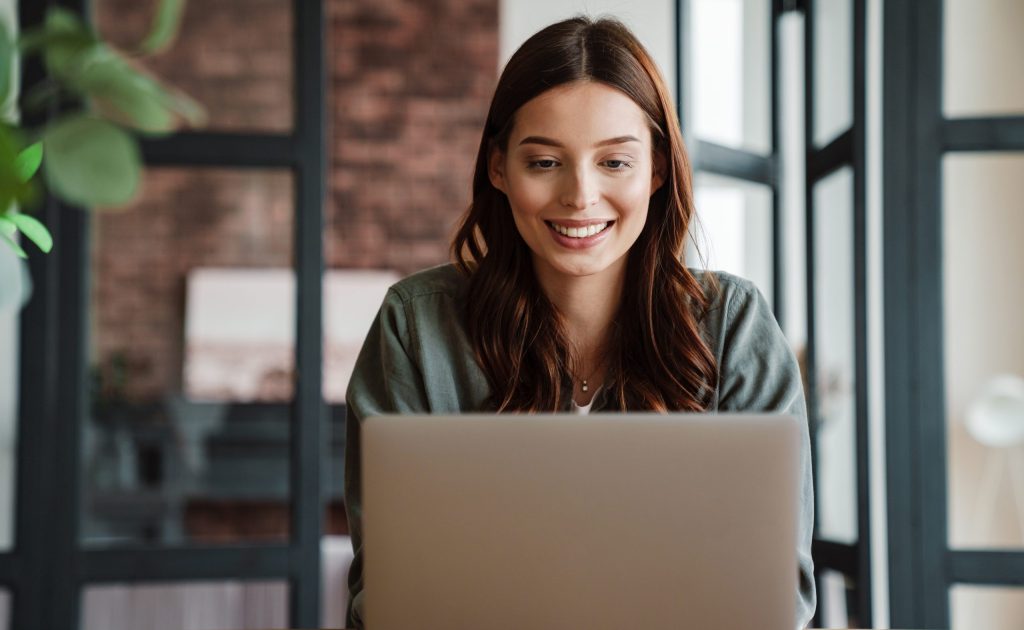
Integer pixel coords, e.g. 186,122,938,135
0,0,204,267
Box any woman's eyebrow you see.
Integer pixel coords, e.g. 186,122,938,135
517,135,642,147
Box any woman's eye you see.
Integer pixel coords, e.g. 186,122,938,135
603,159,633,170
528,159,559,169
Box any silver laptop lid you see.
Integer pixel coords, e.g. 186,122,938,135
362,413,800,630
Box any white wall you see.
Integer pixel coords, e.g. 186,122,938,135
498,0,675,96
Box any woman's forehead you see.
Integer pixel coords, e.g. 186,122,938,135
508,81,652,147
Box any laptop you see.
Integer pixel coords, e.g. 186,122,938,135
361,413,800,630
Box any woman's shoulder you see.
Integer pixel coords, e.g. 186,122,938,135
386,263,467,304
688,268,780,364
690,268,764,318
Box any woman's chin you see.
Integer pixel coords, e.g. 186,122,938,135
533,254,626,283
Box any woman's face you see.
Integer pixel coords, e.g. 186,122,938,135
489,81,664,285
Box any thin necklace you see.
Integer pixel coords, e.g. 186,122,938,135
576,350,609,394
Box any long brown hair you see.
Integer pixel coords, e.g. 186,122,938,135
451,16,718,412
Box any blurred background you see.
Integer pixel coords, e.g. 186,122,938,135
0,0,1022,628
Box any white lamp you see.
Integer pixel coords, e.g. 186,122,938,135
965,374,1024,544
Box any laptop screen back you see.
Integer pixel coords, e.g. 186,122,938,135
361,413,800,630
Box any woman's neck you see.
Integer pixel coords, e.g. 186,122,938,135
534,258,625,362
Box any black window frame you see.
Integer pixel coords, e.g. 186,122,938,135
677,1,874,626
883,1,1024,627
802,0,873,626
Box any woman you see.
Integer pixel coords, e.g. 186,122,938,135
344,16,815,629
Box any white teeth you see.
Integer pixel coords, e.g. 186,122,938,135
551,221,609,238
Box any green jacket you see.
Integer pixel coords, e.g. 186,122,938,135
344,264,816,629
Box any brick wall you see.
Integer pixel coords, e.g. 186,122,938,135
90,0,498,401
326,0,497,271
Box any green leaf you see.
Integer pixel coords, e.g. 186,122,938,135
140,0,186,55
0,126,34,212
0,214,16,237
14,143,43,182
160,87,207,127
74,48,177,133
65,45,207,134
45,8,85,32
7,211,52,253
42,114,141,207
0,230,27,259
40,8,100,80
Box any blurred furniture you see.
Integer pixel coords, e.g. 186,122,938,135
965,374,1024,543
82,401,349,545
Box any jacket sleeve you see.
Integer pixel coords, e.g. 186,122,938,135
344,288,430,630
716,281,817,629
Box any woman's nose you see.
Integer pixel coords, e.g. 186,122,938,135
559,167,600,209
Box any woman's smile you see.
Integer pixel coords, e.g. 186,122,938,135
545,219,615,249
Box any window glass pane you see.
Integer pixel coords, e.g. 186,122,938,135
0,249,22,552
813,0,852,147
690,0,772,154
779,11,807,353
820,569,852,628
944,154,1024,550
93,0,293,133
81,580,287,630
84,168,294,547
812,165,858,544
951,585,1024,630
944,0,1024,117
689,173,774,307
322,535,356,627
324,0,497,520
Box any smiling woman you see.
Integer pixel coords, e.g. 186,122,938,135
342,16,816,630
489,82,662,286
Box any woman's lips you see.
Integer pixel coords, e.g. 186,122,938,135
545,220,615,249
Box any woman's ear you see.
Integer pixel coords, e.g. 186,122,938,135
489,147,508,193
650,150,667,194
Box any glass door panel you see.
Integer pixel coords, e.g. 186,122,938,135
690,173,774,306
812,165,858,544
812,0,852,147
689,0,772,154
323,0,498,534
944,0,1024,117
950,585,1024,630
943,154,1024,551
84,168,296,547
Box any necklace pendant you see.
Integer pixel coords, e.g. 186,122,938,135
582,379,589,393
